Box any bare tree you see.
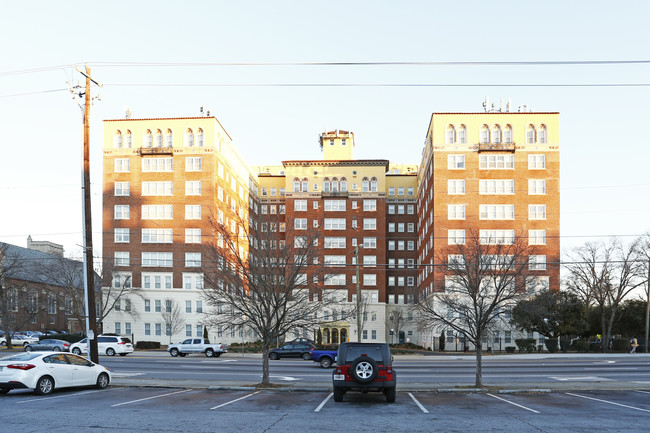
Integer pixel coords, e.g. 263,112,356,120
98,259,142,327
201,213,337,386
161,299,185,344
414,230,538,387
386,306,406,345
565,238,645,351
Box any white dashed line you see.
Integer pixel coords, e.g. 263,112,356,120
314,393,333,412
566,392,650,413
210,391,261,410
111,389,192,407
408,393,429,413
486,393,540,413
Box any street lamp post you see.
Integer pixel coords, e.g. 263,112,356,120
355,244,362,342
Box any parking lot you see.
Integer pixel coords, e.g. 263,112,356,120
1,387,648,432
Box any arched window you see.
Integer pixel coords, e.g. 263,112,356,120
197,128,204,147
503,124,513,144
125,130,132,148
491,125,501,144
301,178,308,192
526,124,536,144
144,129,153,148
370,177,378,192
28,290,38,313
114,130,123,148
323,177,331,192
480,124,490,144
293,177,301,192
446,124,456,144
331,177,339,192
362,177,370,192
165,129,173,147
340,177,348,192
458,125,467,144
186,128,194,147
538,124,547,144
155,129,163,147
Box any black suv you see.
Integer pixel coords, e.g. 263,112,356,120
268,343,316,360
332,342,396,403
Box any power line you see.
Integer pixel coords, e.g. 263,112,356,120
0,88,68,98
105,82,650,88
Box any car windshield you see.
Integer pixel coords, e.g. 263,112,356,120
344,346,385,364
0,353,42,362
120,338,132,343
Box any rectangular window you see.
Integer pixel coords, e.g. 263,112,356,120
142,252,173,267
114,158,130,172
398,187,405,196
114,205,130,220
185,181,201,195
185,157,202,171
448,179,465,195
479,229,515,245
294,200,307,211
363,256,377,267
196,301,203,314
186,324,192,337
363,274,377,286
185,228,201,243
185,301,192,313
528,154,546,169
528,179,546,195
294,218,307,230
448,154,465,169
388,187,395,196
324,274,346,285
144,300,151,312
141,205,173,220
479,179,515,195
479,204,515,220
371,330,377,340
448,229,465,245
529,204,547,220
388,205,395,215
114,252,129,267
529,229,547,245
142,158,173,172
324,237,346,248
142,181,173,196
183,273,203,290
448,204,466,220
142,228,173,243
526,276,550,293
324,218,346,230
155,323,162,336
407,223,415,232
324,255,346,267
144,323,151,336
363,200,376,211
185,205,201,219
115,323,121,335
114,182,130,196
529,255,547,270
407,205,415,214
479,154,514,169
407,241,415,250
324,200,346,211
397,205,405,215
408,187,414,196
388,241,395,250
185,252,201,267
114,228,130,243
363,218,377,230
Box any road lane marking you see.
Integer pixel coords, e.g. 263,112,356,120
486,393,540,413
548,376,612,381
210,391,261,410
111,389,192,407
408,393,429,413
314,393,332,412
566,392,650,413
16,389,112,404
635,390,650,394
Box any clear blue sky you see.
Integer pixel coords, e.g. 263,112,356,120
1,0,649,259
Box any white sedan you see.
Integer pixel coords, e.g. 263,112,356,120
0,352,111,395
1,335,39,346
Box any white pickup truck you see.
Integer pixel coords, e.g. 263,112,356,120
168,338,227,358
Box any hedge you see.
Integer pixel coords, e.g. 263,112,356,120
515,338,537,353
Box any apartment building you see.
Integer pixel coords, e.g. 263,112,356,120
416,110,560,349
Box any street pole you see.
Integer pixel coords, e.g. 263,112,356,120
645,258,649,353
355,245,361,342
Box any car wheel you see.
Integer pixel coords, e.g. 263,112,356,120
179,353,187,357
350,356,379,384
23,342,29,347
333,387,345,402
320,357,332,368
35,376,54,395
385,386,396,403
72,348,82,355
205,349,214,357
119,353,127,356
170,348,179,357
269,352,279,360
106,348,116,356
302,352,311,361
52,346,61,352
96,373,109,389
24,345,33,352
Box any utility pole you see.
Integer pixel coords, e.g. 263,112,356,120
355,245,362,342
645,258,649,353
71,64,101,364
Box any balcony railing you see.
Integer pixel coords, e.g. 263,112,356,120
139,147,174,156
477,142,515,152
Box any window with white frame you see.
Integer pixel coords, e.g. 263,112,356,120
114,205,130,219
447,254,465,270
397,205,405,214
185,181,201,195
526,276,549,293
448,229,465,245
407,223,415,232
388,205,395,214
185,157,202,171
480,124,490,144
142,181,173,196
324,255,346,267
448,204,466,220
363,218,377,230
538,125,548,144
185,228,201,243
479,179,514,195
324,237,346,248
142,228,173,243
446,124,456,144
407,205,415,214
142,158,173,172
142,205,173,219
503,124,513,143
294,200,307,211
528,204,546,220
196,301,203,314
114,182,130,196
324,218,346,230
183,273,203,290
114,228,130,243
388,240,395,250
185,252,201,267
448,154,465,169
142,273,173,289
363,199,377,211
363,256,377,267
114,158,130,172
448,179,465,195
407,241,415,250
324,200,346,211
114,251,129,267
388,187,395,196
185,205,201,219
528,154,546,169
529,229,546,245
458,124,467,143
526,125,536,144
325,274,346,285
479,229,515,245
479,154,514,169
479,204,515,220
388,276,395,286
363,274,377,286
529,255,547,270
363,237,377,248
294,218,307,230
398,241,405,250
142,252,173,267
397,223,405,232
398,187,405,196
408,187,414,196
528,179,546,195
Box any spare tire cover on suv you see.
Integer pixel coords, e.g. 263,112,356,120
350,356,379,384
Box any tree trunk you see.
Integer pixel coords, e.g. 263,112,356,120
475,344,483,388
261,340,270,386
601,312,608,353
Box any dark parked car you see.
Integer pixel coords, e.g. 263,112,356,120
24,339,71,352
268,343,316,360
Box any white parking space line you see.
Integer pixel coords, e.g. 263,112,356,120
111,389,192,407
486,393,540,414
635,390,650,395
314,393,332,412
16,389,110,404
566,392,650,413
210,391,261,410
408,393,429,413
